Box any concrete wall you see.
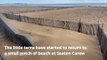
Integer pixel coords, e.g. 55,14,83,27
0,14,34,46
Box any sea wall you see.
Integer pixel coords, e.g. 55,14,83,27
0,14,34,46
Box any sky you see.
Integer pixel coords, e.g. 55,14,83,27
0,0,107,4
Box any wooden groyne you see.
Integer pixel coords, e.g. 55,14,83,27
97,24,107,60
3,13,99,36
0,14,34,46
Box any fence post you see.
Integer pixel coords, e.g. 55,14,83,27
78,20,82,32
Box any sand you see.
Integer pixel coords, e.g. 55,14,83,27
0,6,105,60
0,6,56,14
17,6,107,36
4,19,103,60
18,7,107,24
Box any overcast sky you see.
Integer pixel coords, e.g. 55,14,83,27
1,0,107,4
